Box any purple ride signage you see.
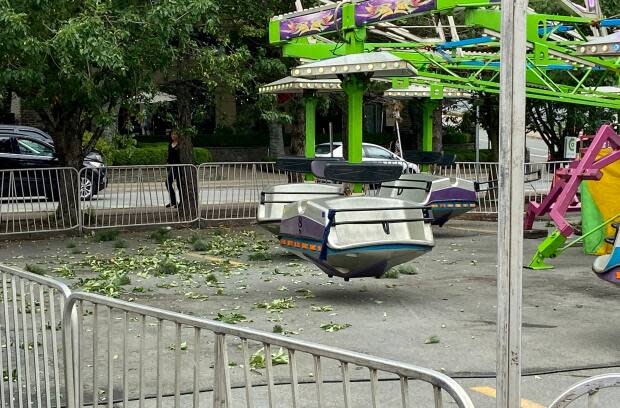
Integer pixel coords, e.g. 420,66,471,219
355,0,436,25
278,0,438,40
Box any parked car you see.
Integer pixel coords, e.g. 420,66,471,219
0,125,107,200
314,142,419,173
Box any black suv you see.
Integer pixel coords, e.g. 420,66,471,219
0,125,107,200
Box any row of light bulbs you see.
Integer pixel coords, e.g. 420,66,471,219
259,82,341,93
385,90,470,98
292,61,409,77
578,43,620,55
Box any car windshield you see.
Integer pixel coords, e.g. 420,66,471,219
364,145,395,160
315,144,339,154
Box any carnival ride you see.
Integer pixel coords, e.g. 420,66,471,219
378,174,478,226
259,0,620,280
524,124,620,285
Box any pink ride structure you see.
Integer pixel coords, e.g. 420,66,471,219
524,124,620,285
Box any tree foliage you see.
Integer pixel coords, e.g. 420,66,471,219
0,0,212,166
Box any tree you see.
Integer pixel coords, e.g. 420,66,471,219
0,0,211,219
526,100,614,160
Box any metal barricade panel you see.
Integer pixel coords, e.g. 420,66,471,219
199,162,289,222
63,292,474,408
0,167,80,235
524,161,571,205
80,165,199,230
432,162,499,214
548,373,620,408
0,161,572,233
0,264,73,408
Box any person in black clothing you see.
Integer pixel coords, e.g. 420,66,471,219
166,129,182,208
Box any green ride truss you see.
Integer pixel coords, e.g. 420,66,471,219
267,0,620,162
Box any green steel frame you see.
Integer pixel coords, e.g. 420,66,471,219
268,1,620,162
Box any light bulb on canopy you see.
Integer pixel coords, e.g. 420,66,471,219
384,84,472,99
576,31,620,56
259,76,342,94
290,51,417,79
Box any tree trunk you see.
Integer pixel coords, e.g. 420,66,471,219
478,94,500,162
288,106,305,183
432,103,443,153
214,85,237,129
268,122,285,158
49,120,83,228
406,100,422,150
290,105,305,156
175,81,198,221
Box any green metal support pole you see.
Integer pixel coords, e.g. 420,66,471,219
304,97,317,159
422,100,436,153
304,96,317,181
345,79,364,164
421,100,438,172
342,75,366,192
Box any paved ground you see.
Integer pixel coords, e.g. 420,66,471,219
0,220,618,407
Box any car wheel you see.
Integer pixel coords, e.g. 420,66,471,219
80,176,94,200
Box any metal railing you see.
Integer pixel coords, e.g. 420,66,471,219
80,165,199,230
523,161,571,205
63,291,475,408
548,373,620,407
0,167,80,235
199,162,290,222
432,162,500,214
0,161,572,235
432,161,572,214
0,264,74,408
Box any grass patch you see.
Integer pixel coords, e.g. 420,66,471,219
391,264,418,276
94,229,120,242
157,258,180,276
150,227,171,244
249,347,288,369
255,298,296,313
114,239,128,249
381,268,400,279
80,270,130,298
215,312,247,324
188,233,203,244
25,264,47,276
66,241,77,249
320,322,351,332
272,325,298,335
249,251,271,261
192,240,209,252
54,265,75,278
204,273,219,285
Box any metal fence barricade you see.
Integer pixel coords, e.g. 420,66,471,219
0,167,80,235
548,373,620,408
199,162,289,222
432,162,500,214
0,264,73,408
524,161,571,205
64,292,475,408
80,165,199,230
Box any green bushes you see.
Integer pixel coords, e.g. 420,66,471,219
443,148,494,162
109,143,212,165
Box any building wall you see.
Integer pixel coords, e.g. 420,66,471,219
10,94,45,129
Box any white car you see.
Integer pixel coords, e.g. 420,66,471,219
314,142,419,173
